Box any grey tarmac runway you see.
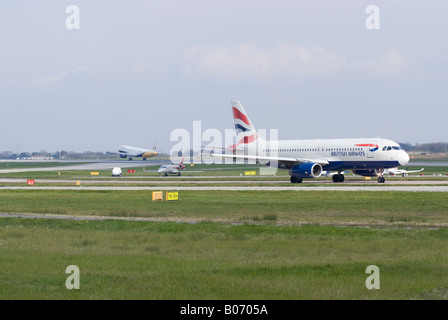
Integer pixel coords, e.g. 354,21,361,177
1,178,448,185
1,185,448,192
0,159,445,174
0,160,170,173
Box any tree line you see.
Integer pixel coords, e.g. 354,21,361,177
1,142,447,160
399,142,448,153
0,150,118,160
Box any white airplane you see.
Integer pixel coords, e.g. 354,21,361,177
383,167,424,177
118,145,158,161
158,158,186,176
212,101,410,184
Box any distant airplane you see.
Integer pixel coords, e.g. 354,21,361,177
118,145,158,161
158,158,186,176
383,167,424,177
211,101,410,183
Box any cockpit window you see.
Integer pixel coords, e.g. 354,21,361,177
383,145,402,151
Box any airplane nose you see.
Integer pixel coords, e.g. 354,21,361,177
398,152,410,166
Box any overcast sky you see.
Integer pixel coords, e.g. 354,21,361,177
1,1,447,153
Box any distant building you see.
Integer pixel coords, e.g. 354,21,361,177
18,155,55,160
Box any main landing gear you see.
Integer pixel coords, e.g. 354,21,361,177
332,173,345,183
377,169,386,183
290,176,303,183
377,176,386,183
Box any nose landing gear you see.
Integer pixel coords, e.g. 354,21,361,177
377,169,385,183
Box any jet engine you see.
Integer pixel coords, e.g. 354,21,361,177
290,163,322,179
119,154,127,158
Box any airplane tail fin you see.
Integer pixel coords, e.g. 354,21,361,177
179,157,185,169
230,101,261,150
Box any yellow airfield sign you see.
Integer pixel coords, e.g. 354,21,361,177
166,192,179,201
152,191,163,201
152,191,179,201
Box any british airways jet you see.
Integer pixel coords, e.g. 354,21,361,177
214,101,410,184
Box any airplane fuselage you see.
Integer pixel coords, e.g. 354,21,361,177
118,145,158,160
219,100,410,183
158,165,183,176
249,138,409,171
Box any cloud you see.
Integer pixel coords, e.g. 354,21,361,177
184,43,348,79
353,50,408,76
35,71,70,85
133,61,151,73
184,44,408,79
34,66,88,85
73,66,88,73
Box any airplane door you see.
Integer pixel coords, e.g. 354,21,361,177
367,149,374,158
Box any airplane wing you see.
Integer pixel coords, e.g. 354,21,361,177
212,153,329,167
384,167,424,175
402,168,424,174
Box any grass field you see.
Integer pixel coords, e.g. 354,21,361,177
0,161,89,170
1,162,448,300
1,217,448,299
0,189,447,227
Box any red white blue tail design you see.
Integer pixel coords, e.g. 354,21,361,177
231,101,260,149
